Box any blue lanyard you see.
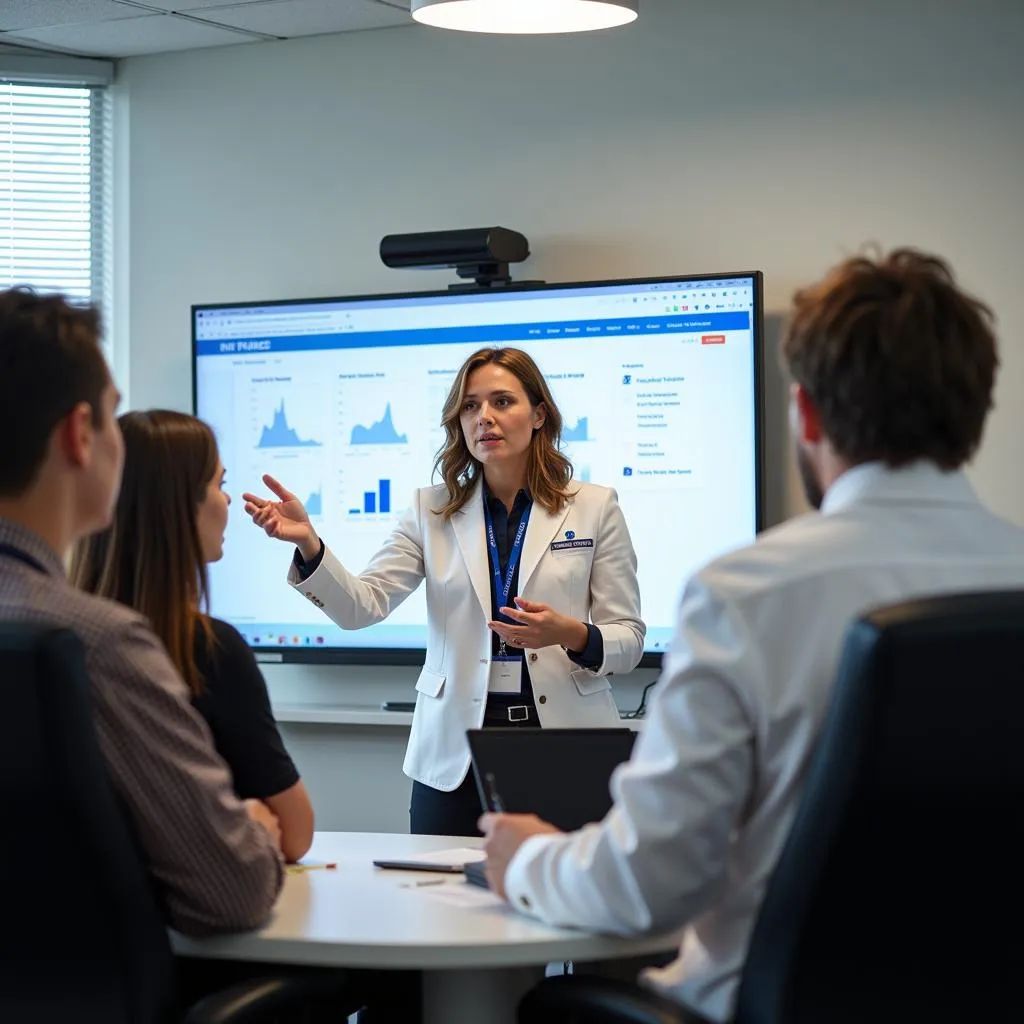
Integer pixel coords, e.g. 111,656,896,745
0,543,49,576
482,497,532,628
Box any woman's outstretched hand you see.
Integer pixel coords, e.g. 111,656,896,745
242,474,321,561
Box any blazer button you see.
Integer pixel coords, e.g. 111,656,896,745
529,652,538,663
538,695,547,704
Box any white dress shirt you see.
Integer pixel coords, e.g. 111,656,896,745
504,462,1024,1022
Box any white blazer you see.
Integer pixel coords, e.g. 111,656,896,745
288,479,645,790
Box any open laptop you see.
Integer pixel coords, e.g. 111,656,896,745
466,727,637,832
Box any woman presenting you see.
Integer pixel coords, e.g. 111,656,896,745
243,346,645,836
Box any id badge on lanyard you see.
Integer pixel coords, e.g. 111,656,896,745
484,499,531,695
489,658,523,695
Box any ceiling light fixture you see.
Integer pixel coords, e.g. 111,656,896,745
410,0,639,35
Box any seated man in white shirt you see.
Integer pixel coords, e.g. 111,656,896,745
478,248,1024,1023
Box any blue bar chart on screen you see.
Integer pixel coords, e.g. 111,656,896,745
349,479,392,516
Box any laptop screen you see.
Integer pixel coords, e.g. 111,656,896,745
467,727,637,832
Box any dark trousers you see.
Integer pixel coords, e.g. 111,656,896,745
409,702,539,837
410,773,483,837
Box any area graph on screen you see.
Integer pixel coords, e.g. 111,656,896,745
306,487,323,516
258,400,322,449
350,404,407,445
563,416,590,442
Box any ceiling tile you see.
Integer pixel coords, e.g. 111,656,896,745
195,0,411,37
125,0,287,9
0,0,136,32
5,13,264,58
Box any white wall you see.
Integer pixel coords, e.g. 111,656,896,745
116,0,1024,828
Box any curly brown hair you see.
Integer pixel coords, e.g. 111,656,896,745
433,347,576,519
782,248,998,469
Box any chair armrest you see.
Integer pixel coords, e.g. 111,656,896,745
182,973,361,1024
518,975,716,1024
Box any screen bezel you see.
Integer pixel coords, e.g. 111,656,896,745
192,270,766,668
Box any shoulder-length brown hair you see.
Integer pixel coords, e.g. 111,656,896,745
433,347,576,519
71,410,219,695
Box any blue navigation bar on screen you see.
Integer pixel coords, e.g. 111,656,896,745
196,311,751,356
193,277,756,320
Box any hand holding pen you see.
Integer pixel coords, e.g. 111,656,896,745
484,772,506,813
477,776,562,900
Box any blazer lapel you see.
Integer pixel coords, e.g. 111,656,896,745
451,480,492,621
518,496,572,595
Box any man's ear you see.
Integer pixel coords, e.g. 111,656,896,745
791,383,823,446
57,402,96,469
532,402,547,431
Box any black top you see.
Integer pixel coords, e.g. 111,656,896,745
191,617,300,801
484,485,536,708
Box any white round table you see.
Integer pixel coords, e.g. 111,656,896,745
172,832,680,1024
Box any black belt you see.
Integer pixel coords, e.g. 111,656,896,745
483,702,537,726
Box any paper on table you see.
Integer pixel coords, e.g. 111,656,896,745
417,879,506,910
392,847,486,867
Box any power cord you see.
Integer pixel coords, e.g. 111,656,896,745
622,680,657,719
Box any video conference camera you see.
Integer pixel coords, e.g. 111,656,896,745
379,226,539,290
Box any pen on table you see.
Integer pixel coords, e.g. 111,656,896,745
403,878,447,888
286,862,337,874
484,772,505,813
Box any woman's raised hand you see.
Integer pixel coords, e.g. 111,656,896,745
242,474,321,561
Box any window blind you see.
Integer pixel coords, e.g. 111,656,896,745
0,83,107,304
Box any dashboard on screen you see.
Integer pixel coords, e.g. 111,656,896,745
192,272,764,666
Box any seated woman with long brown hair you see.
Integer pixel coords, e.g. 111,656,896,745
73,410,313,862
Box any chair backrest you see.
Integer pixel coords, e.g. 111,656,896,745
0,623,178,1024
737,590,1024,1024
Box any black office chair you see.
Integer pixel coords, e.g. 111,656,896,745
0,623,357,1024
518,590,1024,1024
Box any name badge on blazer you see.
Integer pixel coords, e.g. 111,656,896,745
488,658,523,694
550,530,594,552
